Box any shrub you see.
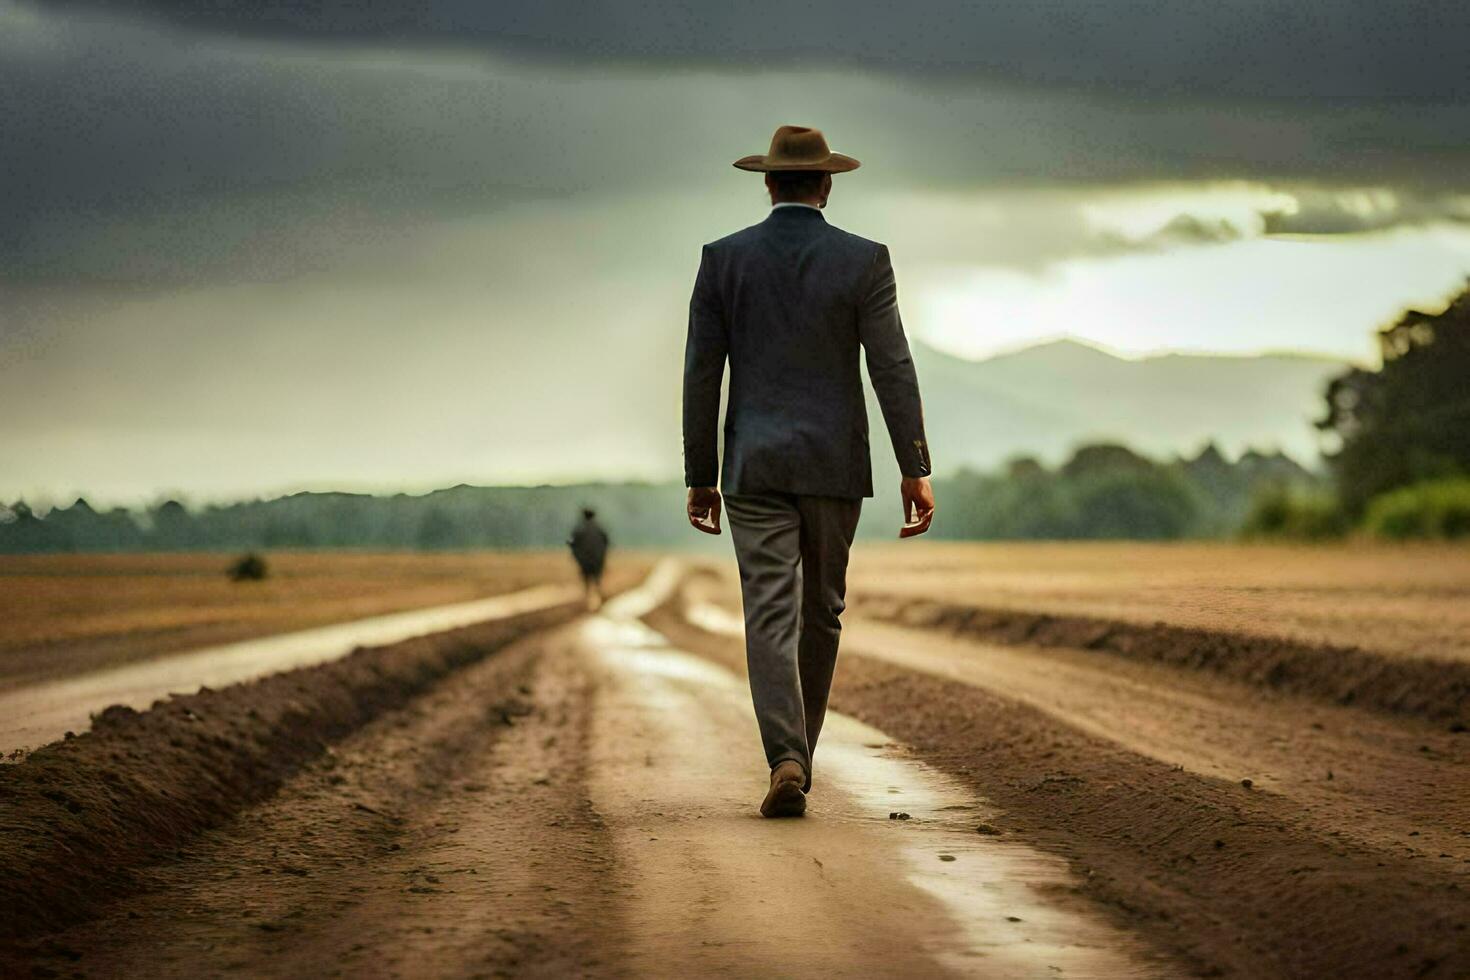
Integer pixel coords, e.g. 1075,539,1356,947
228,553,269,582
1362,477,1470,540
1240,485,1349,540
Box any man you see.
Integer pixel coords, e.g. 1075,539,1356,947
567,507,609,610
682,124,935,818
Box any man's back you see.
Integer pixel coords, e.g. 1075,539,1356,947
680,124,935,818
683,205,931,499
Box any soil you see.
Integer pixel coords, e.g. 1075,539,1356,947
651,570,1470,979
14,626,619,980
0,551,649,689
854,591,1470,727
1,569,1183,979
848,541,1470,662
0,601,583,946
5,555,1469,979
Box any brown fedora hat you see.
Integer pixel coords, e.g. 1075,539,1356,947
733,125,861,173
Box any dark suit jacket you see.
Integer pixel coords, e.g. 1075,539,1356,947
682,205,930,499
567,517,608,574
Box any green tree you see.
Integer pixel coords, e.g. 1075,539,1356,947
0,502,69,553
416,508,460,550
1240,484,1348,540
147,499,197,550
1320,283,1470,516
1060,443,1153,479
1069,468,1204,539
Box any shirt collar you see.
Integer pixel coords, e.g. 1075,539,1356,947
771,202,822,211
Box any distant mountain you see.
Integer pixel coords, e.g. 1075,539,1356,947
880,339,1346,476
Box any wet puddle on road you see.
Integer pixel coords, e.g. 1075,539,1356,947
820,725,1146,976
585,571,1164,977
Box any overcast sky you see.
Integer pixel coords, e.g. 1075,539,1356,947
3,0,1469,504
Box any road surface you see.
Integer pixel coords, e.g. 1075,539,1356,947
20,565,1173,978
0,583,578,755
11,562,1467,978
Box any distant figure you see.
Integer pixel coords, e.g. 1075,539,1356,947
682,125,935,818
568,508,610,610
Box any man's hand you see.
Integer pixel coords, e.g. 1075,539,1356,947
687,486,723,535
899,476,935,538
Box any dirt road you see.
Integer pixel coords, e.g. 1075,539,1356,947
13,566,1174,978
586,572,1164,977
680,586,1470,866
660,570,1470,977
8,560,1468,978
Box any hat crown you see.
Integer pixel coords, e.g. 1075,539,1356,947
768,125,830,166
732,124,860,173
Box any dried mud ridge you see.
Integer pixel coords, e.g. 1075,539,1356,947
646,595,1470,980
0,601,582,946
855,593,1470,729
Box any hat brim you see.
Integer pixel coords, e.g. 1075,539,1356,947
732,152,861,174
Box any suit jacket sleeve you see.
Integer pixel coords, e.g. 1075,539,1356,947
858,244,931,479
682,245,727,488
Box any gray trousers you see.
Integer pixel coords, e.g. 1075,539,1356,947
724,492,863,792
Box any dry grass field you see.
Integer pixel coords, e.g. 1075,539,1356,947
848,540,1470,662
0,551,650,689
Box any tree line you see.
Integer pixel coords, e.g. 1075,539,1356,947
1239,280,1470,541
0,484,690,554
1306,282,1470,539
5,280,1467,551
0,444,1316,553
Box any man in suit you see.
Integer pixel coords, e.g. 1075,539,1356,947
682,124,935,818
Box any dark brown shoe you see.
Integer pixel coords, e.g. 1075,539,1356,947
760,760,807,818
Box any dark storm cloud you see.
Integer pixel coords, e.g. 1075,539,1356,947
1261,189,1470,235
1099,193,1470,251
6,2,1470,502
4,1,1470,291
33,0,1470,101
0,9,583,286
